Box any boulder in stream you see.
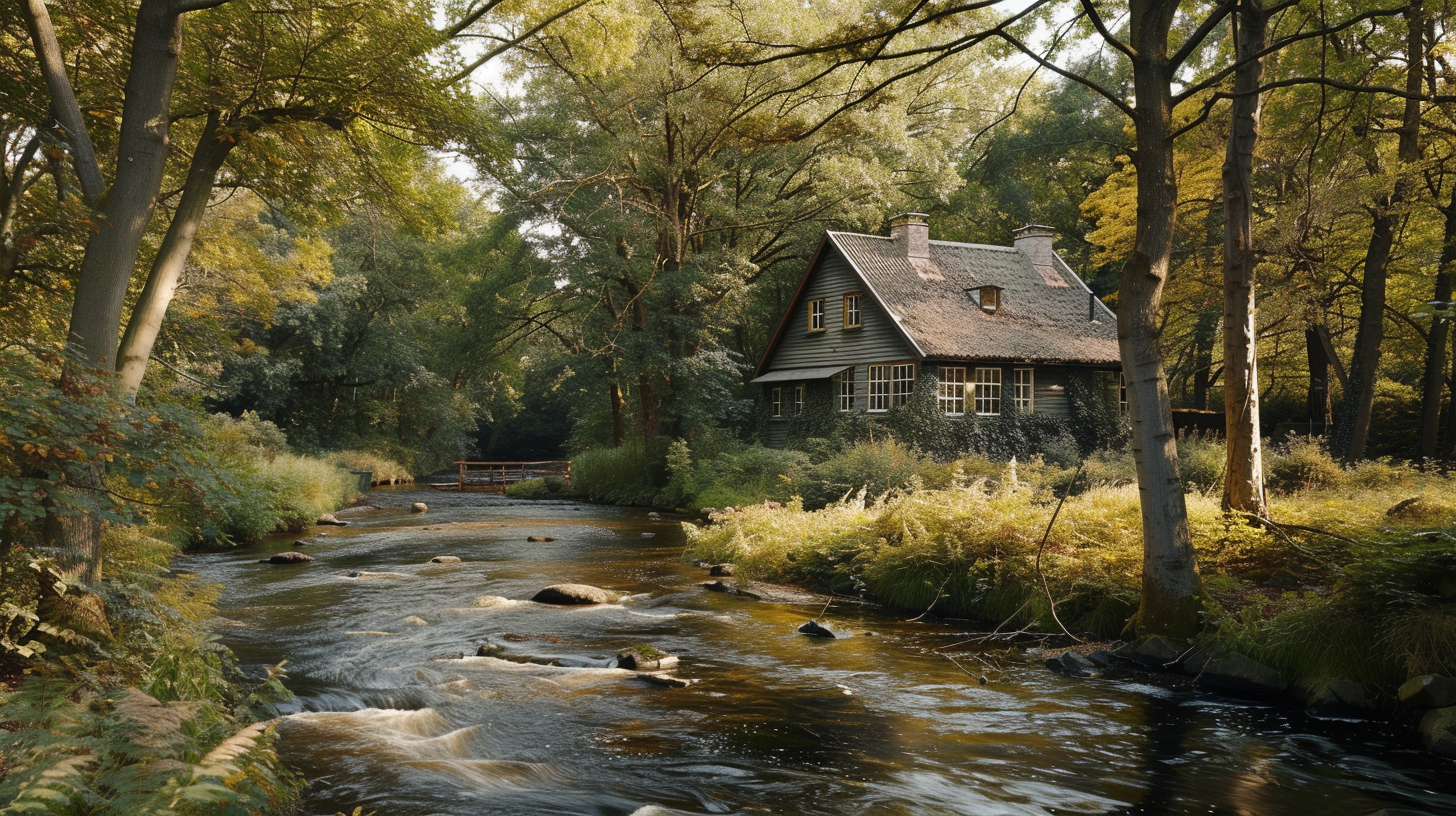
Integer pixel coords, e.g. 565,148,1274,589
1046,651,1101,678
616,645,679,671
708,563,735,577
1306,678,1384,718
1117,635,1190,670
1184,647,1288,696
532,583,613,605
798,619,838,638
634,672,698,689
261,551,314,564
1399,675,1456,710
527,535,556,542
1419,706,1456,757
315,513,348,526
429,555,462,564
410,502,428,513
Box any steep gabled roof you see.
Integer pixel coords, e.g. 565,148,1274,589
826,232,1120,365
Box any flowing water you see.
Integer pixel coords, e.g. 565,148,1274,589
183,489,1456,816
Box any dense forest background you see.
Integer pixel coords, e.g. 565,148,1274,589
4,0,1450,476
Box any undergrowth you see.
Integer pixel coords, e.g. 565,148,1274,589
685,457,1456,694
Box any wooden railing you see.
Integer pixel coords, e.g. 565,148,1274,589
437,460,572,493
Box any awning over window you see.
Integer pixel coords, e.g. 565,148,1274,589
749,365,850,384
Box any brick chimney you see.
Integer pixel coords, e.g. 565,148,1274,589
1012,224,1057,266
889,213,930,260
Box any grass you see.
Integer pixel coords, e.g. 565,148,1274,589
684,448,1456,694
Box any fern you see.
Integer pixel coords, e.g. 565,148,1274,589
1,754,97,815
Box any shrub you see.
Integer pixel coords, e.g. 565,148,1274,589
667,441,809,510
323,450,414,484
1266,436,1342,493
506,476,568,499
1175,432,1224,492
569,439,667,505
795,438,930,509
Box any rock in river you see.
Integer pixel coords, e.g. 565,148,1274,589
261,552,313,564
527,535,556,542
617,645,679,671
532,583,613,605
1046,651,1101,678
1420,706,1456,757
798,619,838,638
1399,675,1456,710
410,502,428,513
315,513,348,526
429,555,462,564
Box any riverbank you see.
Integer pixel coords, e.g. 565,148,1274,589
680,467,1456,756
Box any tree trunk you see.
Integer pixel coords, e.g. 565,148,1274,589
609,381,625,446
51,0,187,582
1330,0,1423,464
66,0,185,370
117,110,234,394
1190,309,1217,410
1221,0,1268,518
1125,0,1203,638
1417,183,1456,460
19,0,104,206
1306,327,1331,427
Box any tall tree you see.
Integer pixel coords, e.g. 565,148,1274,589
1222,0,1270,517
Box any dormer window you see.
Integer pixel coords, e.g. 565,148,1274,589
971,285,1002,314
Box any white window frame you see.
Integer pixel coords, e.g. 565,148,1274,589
843,293,863,328
938,366,966,416
771,387,783,418
974,367,1002,416
835,368,856,412
891,363,915,408
868,364,891,412
1013,368,1034,412
793,383,806,415
807,298,826,332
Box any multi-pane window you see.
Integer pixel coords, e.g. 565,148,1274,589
891,363,915,408
938,366,966,415
868,365,891,412
771,387,783,418
793,383,806,415
843,293,863,328
807,298,826,331
979,286,1002,314
1013,368,1034,412
835,368,856,412
974,367,1002,416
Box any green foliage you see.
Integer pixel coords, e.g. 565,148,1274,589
322,450,414,485
504,476,568,499
795,438,935,509
1266,436,1342,493
1175,433,1225,492
662,438,809,510
686,463,1456,679
150,413,359,546
568,440,668,506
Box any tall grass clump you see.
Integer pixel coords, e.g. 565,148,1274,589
569,439,666,505
150,412,360,545
324,450,414,484
662,439,809,510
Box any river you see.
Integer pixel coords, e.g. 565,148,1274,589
181,488,1456,816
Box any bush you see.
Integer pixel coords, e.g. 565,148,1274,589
323,450,414,484
795,438,931,509
506,476,568,499
569,439,667,505
151,414,359,545
1266,436,1341,493
1176,432,1224,492
663,440,809,510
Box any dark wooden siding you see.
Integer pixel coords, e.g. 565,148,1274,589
764,252,917,374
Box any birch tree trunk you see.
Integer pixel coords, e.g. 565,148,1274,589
1124,0,1204,638
1221,0,1268,518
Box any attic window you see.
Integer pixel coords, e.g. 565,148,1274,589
978,285,1003,314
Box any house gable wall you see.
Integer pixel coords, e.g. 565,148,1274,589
763,248,917,414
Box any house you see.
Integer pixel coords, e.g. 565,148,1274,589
751,213,1121,447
